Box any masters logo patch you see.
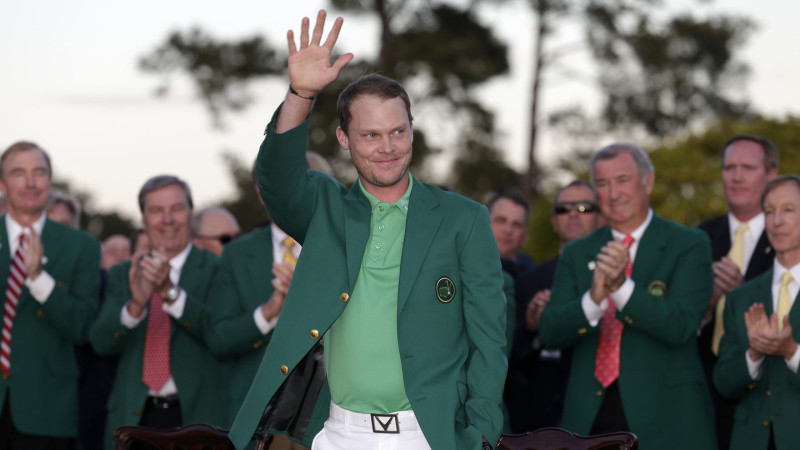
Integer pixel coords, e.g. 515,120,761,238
436,277,456,303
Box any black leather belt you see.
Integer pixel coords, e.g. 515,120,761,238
148,394,180,409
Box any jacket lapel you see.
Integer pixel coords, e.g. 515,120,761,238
631,215,668,283
397,180,441,313
343,184,371,290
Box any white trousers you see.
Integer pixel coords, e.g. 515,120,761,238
311,403,432,450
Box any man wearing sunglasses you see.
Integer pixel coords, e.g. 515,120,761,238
540,144,716,450
191,207,241,257
506,180,600,433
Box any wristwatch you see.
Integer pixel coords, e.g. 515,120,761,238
482,441,493,450
164,285,181,304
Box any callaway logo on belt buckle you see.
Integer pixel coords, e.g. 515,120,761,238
371,413,400,433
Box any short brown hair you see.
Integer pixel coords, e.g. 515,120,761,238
0,141,52,178
722,135,779,171
337,74,413,135
761,174,800,210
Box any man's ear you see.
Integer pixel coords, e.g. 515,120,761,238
335,126,349,151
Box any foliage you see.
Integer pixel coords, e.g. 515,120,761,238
524,115,800,263
139,28,284,128
51,179,137,241
215,152,269,233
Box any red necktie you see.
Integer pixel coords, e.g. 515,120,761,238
594,234,634,388
142,292,171,392
1,235,27,378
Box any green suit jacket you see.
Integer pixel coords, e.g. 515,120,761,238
228,110,508,450
89,246,225,449
0,218,100,437
714,268,800,450
207,226,276,425
539,216,716,450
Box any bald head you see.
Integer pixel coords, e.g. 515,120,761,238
101,234,131,270
191,207,241,256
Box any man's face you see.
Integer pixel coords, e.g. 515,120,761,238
722,140,777,218
192,210,241,257
0,149,51,219
490,197,528,260
336,95,413,198
48,202,76,228
552,185,599,246
764,182,800,265
593,151,653,233
141,184,191,258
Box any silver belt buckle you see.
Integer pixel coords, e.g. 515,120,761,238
370,413,400,433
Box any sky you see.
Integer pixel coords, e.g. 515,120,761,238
1,0,797,222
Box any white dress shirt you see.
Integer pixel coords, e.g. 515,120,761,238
120,243,192,396
745,260,800,379
582,209,654,326
6,213,55,303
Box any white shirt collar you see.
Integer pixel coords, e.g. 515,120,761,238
167,243,192,284
728,212,765,241
5,212,47,255
772,260,800,289
611,208,653,243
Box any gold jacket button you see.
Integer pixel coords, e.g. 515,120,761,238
624,316,633,324
36,309,44,318
762,421,769,428
596,390,603,397
748,383,757,390
253,341,263,349
578,328,587,335
765,390,771,397
310,329,320,339
340,292,349,303
280,365,289,375
134,409,142,416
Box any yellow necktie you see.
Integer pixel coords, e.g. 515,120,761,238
282,237,297,265
712,224,749,355
777,271,794,332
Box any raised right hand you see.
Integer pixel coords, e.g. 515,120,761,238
287,10,354,97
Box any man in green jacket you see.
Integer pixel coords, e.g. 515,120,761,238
540,143,716,449
228,10,507,450
715,174,800,450
0,141,100,449
89,175,224,448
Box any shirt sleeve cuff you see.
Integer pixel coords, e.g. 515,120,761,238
25,270,55,304
163,289,186,318
121,301,147,329
582,291,607,327
746,349,763,380
609,278,634,310
785,344,800,373
254,306,279,335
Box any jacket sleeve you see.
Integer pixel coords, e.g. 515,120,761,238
460,206,507,445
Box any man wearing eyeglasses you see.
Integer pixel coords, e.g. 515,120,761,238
540,144,716,450
191,207,241,257
506,180,600,432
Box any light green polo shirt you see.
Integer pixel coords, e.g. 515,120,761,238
324,175,414,414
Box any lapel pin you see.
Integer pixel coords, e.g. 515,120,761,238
41,256,48,265
588,261,596,271
765,246,772,254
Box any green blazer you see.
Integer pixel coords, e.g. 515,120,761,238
228,110,508,450
89,246,225,449
714,268,800,450
206,226,276,425
0,218,100,437
539,216,716,450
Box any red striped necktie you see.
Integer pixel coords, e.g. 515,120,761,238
1,234,27,378
594,234,634,388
